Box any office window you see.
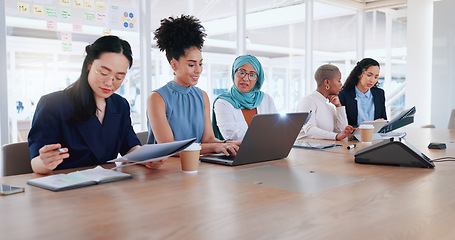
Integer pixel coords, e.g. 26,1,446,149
211,63,231,96
5,0,141,142
147,1,237,104
389,16,407,119
2,1,410,144
243,1,306,112
312,6,357,99
364,10,407,119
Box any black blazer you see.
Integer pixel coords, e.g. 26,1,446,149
338,87,387,127
28,91,140,170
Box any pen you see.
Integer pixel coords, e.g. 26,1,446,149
54,148,65,153
347,144,356,150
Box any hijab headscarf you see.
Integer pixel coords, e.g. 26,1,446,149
212,55,265,139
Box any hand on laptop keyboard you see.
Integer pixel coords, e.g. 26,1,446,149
214,141,241,156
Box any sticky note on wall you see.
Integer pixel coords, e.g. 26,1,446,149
96,2,106,11
33,5,45,16
61,31,72,42
85,0,95,10
61,8,71,19
62,42,72,52
74,0,84,8
60,0,71,7
18,2,30,14
46,6,58,18
47,19,57,30
73,21,83,32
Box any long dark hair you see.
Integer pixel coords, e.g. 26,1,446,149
154,15,206,62
342,58,380,90
64,35,133,122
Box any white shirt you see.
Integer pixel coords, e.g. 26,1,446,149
296,91,348,140
214,93,278,141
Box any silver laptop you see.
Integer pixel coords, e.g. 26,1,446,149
200,112,310,166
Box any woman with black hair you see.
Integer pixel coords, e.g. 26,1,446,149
147,15,240,157
338,58,387,127
28,35,145,174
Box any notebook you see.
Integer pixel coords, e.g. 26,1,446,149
200,112,310,166
27,166,132,191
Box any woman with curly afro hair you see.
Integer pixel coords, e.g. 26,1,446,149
146,15,240,168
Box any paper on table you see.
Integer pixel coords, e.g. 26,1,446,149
108,138,196,166
77,166,130,182
293,141,341,150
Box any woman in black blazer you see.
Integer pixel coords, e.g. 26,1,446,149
28,36,162,174
338,58,387,127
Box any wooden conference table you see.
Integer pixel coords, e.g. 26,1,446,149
2,128,455,240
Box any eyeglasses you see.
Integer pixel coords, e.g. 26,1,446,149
235,69,258,81
94,69,126,85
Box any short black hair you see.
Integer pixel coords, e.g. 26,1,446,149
154,15,206,62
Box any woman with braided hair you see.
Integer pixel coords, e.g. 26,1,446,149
29,35,145,174
147,15,240,159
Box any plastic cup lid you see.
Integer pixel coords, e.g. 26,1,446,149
359,124,374,129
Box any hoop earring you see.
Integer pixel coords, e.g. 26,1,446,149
326,85,330,90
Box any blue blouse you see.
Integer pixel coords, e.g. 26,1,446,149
355,86,375,124
147,81,205,144
28,91,140,170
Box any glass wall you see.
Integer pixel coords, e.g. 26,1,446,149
389,14,407,118
2,0,409,144
5,0,141,142
240,1,361,113
364,10,407,119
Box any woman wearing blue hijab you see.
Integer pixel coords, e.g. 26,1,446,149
212,55,277,141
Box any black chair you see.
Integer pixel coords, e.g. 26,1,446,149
136,131,148,146
2,142,33,176
449,109,455,129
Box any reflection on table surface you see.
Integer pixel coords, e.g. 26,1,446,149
2,128,455,239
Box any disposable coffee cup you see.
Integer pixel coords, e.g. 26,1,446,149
359,124,374,144
180,143,201,173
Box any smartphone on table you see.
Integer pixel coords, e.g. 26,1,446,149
0,184,25,196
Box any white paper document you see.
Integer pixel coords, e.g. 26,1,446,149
108,138,196,167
